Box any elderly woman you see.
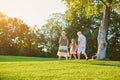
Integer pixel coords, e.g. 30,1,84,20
57,31,69,61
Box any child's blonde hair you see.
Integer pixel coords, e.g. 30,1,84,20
71,39,76,50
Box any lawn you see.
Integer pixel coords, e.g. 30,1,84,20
0,56,120,80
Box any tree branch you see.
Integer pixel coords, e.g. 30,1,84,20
100,0,107,6
101,0,112,7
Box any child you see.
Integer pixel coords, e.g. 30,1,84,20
69,39,77,60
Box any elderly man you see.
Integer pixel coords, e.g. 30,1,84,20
77,31,88,61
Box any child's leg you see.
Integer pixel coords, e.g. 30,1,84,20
73,54,77,60
83,53,88,60
69,54,72,59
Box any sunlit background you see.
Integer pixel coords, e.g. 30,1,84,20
0,0,67,27
0,0,119,61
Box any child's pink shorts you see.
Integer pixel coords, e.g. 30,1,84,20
70,50,76,54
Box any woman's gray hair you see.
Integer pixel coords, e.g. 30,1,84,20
61,31,66,35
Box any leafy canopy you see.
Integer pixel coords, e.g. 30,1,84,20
63,0,120,19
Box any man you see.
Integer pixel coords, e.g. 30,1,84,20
77,31,88,61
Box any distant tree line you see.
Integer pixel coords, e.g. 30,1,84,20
0,13,48,57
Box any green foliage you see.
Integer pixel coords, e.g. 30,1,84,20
41,13,67,57
64,12,100,58
0,56,120,80
63,0,103,19
63,0,120,60
63,0,120,19
0,14,27,55
107,10,120,60
0,13,48,57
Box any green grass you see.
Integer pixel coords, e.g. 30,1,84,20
0,55,120,80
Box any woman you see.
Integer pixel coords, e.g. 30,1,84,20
57,31,69,61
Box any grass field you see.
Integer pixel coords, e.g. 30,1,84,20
0,56,120,80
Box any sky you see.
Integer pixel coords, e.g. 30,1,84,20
0,0,67,27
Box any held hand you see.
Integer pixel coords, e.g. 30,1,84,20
75,46,78,51
77,45,79,48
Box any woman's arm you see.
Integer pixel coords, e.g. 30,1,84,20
66,38,69,47
59,36,62,45
69,43,71,49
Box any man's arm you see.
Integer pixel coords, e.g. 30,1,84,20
78,36,80,47
78,41,80,47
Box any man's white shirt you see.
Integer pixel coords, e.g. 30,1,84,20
78,34,86,48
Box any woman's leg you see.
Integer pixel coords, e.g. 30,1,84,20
58,56,61,61
66,56,68,61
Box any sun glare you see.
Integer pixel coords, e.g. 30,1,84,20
0,0,67,27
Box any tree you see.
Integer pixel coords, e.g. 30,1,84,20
0,13,31,55
0,12,49,57
63,0,120,59
41,13,67,57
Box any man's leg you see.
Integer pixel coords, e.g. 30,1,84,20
83,53,88,60
82,48,88,60
78,53,81,60
84,53,87,57
77,47,81,60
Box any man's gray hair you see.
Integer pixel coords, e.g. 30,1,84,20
77,31,81,35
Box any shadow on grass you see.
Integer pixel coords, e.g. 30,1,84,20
0,55,57,62
92,64,120,67
91,60,120,67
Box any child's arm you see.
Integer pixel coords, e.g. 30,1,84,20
75,45,78,51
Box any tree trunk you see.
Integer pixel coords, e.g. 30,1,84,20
96,1,111,59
